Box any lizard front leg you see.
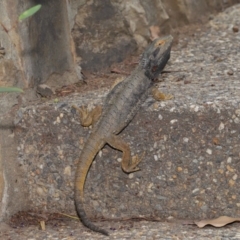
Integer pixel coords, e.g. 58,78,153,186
72,105,102,127
152,87,174,101
106,134,143,173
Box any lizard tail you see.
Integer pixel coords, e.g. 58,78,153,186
74,190,109,236
74,138,109,236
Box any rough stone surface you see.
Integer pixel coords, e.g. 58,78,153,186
72,0,137,72
0,0,239,86
19,0,79,89
0,122,30,221
0,0,78,89
72,0,240,72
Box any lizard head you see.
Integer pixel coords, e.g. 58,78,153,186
140,35,173,80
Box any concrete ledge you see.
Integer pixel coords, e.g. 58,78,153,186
13,91,240,221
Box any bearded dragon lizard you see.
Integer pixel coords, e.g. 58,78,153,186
74,35,173,235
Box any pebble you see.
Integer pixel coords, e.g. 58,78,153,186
170,119,178,124
128,173,134,179
206,149,212,155
227,157,232,163
36,187,44,196
158,114,163,120
232,174,238,180
218,122,225,131
64,166,71,176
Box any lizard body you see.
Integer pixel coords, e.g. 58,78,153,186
74,35,173,235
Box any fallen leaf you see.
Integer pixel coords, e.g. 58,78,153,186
58,212,79,220
195,216,240,228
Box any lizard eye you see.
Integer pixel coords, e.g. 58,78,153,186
157,40,165,46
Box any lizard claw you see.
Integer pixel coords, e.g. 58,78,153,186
127,151,145,173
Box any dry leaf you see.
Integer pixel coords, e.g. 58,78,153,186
39,220,46,230
58,212,79,220
149,26,160,40
195,216,240,228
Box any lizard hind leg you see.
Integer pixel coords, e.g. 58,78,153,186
72,105,102,127
106,134,143,173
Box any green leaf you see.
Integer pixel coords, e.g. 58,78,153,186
0,87,23,93
19,4,42,21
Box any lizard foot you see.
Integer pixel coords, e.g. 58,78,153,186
152,88,174,101
106,134,145,174
123,152,145,173
72,105,102,127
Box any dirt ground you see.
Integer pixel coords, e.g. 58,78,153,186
2,211,240,239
